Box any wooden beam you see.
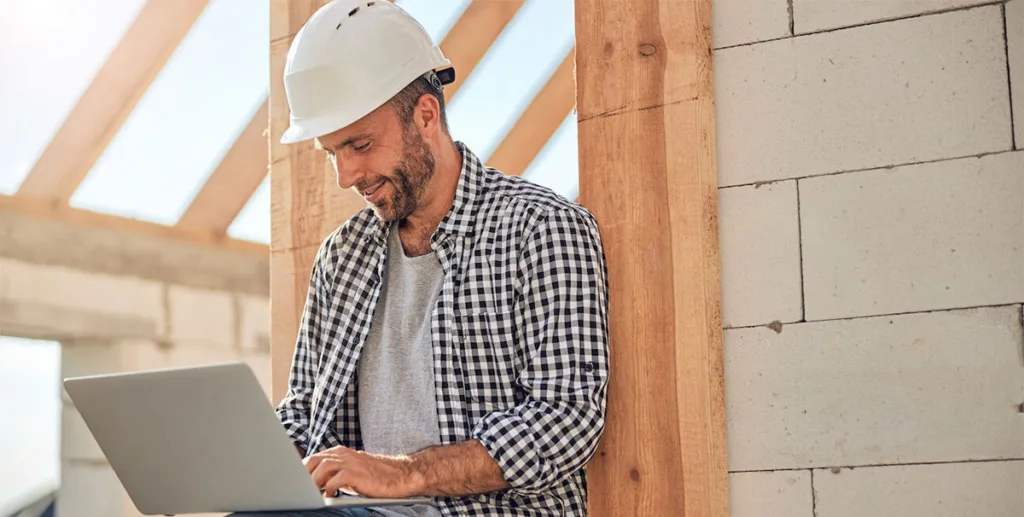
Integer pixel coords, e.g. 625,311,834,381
269,0,374,404
439,0,525,101
0,208,269,299
0,194,267,259
177,99,269,234
575,0,728,516
269,242,320,385
487,48,576,176
271,0,325,42
16,0,209,203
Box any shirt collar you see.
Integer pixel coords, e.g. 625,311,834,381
369,141,486,244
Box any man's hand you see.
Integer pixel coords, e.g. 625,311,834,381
304,440,510,499
304,445,424,498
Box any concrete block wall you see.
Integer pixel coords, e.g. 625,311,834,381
712,1,1024,515
0,258,271,517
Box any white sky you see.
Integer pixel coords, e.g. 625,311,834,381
0,0,579,510
0,338,61,514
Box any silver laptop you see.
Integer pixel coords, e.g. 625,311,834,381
63,362,434,515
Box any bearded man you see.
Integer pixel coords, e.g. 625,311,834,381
248,2,611,516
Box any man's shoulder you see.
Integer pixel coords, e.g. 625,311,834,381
479,168,596,231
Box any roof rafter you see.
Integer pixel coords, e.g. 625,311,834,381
487,48,576,176
439,0,525,101
16,0,210,203
0,194,266,257
177,99,269,235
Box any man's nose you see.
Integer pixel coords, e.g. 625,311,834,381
333,157,364,190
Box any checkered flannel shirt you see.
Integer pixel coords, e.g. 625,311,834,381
275,142,610,516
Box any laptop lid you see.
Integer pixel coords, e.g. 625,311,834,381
63,362,326,515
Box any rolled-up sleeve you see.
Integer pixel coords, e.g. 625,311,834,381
470,207,610,494
274,239,330,454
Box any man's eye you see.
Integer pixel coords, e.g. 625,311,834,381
354,143,370,152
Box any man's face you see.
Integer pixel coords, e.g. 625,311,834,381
315,104,435,222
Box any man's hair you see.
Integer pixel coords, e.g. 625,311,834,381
388,75,449,133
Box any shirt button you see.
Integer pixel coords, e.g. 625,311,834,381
584,362,595,373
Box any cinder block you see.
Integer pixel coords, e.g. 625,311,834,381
76,339,241,374
814,461,1024,517
61,406,105,462
118,339,172,372
58,466,234,517
168,285,235,348
243,352,273,400
130,343,241,372
63,339,174,373
794,0,992,34
61,340,156,403
62,341,122,379
0,258,163,329
712,0,790,49
714,6,1012,187
1009,0,1023,148
58,462,123,517
239,294,271,353
730,470,813,517
719,181,803,327
724,305,1024,471
800,151,1024,320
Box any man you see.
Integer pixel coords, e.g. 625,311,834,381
247,1,609,516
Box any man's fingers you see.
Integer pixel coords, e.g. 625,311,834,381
303,454,323,473
311,458,346,489
322,471,357,498
304,445,353,471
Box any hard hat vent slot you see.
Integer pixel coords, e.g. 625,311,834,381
336,5,364,30
367,2,376,5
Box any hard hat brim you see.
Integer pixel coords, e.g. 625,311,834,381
280,64,457,145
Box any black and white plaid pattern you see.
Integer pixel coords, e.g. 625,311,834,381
276,143,610,516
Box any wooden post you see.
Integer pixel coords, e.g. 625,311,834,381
574,1,729,516
268,0,366,403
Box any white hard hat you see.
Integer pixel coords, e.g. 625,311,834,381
279,0,454,144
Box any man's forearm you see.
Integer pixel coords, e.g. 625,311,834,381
408,440,511,497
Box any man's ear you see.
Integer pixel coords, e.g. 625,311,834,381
414,93,442,138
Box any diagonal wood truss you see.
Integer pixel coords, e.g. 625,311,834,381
15,0,211,203
439,0,525,100
2,0,575,257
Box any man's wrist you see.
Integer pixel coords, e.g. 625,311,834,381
404,453,429,495
401,440,510,498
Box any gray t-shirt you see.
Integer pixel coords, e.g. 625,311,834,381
356,226,444,517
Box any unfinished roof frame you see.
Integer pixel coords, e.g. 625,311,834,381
5,0,572,256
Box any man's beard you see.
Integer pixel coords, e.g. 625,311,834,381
371,126,435,222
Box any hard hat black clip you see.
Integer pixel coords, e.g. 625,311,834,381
434,67,456,87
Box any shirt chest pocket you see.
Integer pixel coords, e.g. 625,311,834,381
455,309,521,410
